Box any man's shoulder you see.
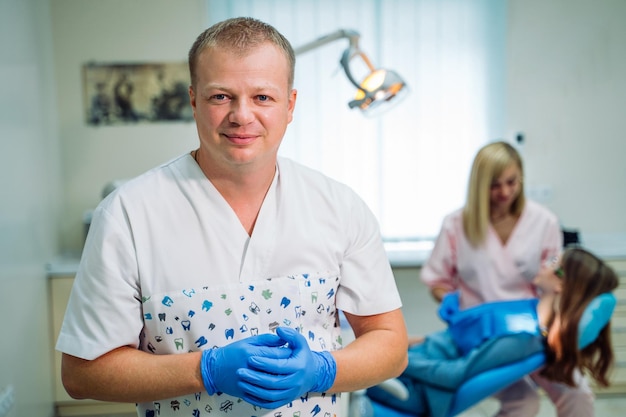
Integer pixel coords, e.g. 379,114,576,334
277,157,369,214
277,157,353,192
278,156,327,178
100,153,190,206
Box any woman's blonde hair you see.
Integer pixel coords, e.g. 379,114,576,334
462,141,525,247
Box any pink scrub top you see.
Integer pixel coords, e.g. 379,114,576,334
421,201,562,309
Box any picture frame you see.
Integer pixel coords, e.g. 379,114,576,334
82,61,193,125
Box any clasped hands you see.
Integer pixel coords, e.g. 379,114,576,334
200,326,337,409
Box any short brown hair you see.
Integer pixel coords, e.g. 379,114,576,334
188,17,296,89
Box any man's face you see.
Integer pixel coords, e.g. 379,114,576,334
189,42,297,171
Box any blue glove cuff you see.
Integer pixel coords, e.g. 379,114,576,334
311,350,337,393
200,348,218,395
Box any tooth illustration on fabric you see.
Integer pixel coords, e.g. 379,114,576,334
280,296,291,308
162,296,174,307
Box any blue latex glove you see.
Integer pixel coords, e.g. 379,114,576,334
241,327,337,408
200,333,291,399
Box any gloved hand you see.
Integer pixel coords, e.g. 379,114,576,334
240,326,337,409
200,332,290,399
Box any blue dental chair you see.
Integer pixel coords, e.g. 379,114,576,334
362,293,617,417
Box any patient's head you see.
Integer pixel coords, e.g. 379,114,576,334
542,247,619,387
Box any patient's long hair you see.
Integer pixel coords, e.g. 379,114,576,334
541,248,619,386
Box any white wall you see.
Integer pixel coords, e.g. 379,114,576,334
0,1,59,416
506,0,626,237
51,0,207,252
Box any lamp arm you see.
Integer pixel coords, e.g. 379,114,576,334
340,48,377,91
294,29,361,56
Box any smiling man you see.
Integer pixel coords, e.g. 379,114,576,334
56,17,407,417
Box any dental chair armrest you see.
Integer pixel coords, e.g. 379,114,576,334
374,378,410,401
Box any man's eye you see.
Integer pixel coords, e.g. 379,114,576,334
257,95,269,102
212,94,227,101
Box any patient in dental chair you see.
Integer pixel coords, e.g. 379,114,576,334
367,247,618,417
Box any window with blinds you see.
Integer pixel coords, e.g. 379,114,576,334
206,0,506,240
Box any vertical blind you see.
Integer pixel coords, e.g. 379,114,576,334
206,0,507,240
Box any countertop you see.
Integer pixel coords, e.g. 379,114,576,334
386,232,626,268
47,232,626,276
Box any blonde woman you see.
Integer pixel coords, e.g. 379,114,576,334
421,141,594,416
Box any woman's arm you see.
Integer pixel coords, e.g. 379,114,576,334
421,217,460,302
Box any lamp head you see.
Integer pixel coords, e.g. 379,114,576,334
348,68,408,117
341,47,408,117
294,29,409,117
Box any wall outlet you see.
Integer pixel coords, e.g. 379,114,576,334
0,385,15,417
527,184,553,203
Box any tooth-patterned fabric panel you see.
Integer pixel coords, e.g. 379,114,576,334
137,273,343,417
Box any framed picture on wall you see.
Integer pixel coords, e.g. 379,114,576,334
82,61,193,126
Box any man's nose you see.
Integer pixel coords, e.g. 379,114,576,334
228,99,255,125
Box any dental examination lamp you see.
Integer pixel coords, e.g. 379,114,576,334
294,29,409,117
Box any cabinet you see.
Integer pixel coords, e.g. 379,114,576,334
49,274,136,416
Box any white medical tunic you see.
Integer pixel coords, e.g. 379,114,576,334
421,201,562,309
56,154,401,417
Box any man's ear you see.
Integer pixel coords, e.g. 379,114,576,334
189,85,197,119
189,85,196,108
286,88,297,123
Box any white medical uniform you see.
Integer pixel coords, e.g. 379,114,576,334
56,154,402,417
421,203,595,417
